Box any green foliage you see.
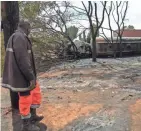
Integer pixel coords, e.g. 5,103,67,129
18,1,80,61
87,24,99,43
19,1,41,20
124,25,135,30
87,31,91,43
67,26,78,40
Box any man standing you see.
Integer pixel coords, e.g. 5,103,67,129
2,20,43,131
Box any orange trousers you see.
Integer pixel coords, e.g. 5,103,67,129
19,82,41,119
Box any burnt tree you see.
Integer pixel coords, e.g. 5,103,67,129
1,1,19,109
112,1,128,57
82,1,107,62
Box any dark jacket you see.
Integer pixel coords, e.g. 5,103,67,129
2,28,37,92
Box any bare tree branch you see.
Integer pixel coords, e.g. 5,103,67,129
111,1,129,57
100,28,111,43
105,2,113,43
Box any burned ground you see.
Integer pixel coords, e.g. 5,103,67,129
1,56,141,131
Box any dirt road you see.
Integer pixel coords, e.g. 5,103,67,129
1,57,141,131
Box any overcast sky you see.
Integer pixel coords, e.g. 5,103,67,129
104,1,141,36
126,1,141,29
71,1,141,37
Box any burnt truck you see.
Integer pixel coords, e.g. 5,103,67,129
66,37,141,58
65,40,92,59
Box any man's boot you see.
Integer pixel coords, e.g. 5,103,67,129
30,108,44,123
21,118,40,131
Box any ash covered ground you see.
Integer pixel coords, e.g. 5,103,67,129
1,56,141,131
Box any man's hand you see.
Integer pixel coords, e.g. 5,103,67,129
30,80,36,90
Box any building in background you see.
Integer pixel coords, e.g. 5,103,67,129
113,29,141,38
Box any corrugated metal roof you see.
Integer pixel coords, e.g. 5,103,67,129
122,30,141,37
114,30,141,37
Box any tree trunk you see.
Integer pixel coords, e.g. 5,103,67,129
2,1,19,48
90,20,97,62
2,1,19,109
92,37,97,62
118,35,122,57
119,38,122,57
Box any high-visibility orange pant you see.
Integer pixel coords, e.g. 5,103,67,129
19,82,41,119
